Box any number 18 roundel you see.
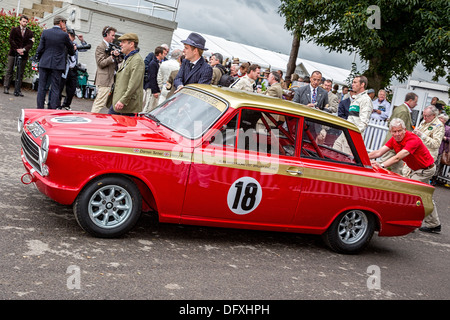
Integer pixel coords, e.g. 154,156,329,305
227,177,262,215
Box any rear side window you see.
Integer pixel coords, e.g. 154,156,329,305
238,109,298,156
211,108,299,157
301,118,361,165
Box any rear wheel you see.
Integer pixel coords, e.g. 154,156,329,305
322,210,375,254
74,176,142,238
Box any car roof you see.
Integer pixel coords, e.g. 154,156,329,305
186,84,360,132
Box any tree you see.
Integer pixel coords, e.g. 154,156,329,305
284,19,303,87
278,0,450,92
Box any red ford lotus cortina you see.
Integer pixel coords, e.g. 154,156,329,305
18,84,434,253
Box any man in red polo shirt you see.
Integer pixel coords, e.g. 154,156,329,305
368,118,441,233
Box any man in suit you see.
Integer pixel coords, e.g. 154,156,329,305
292,70,328,110
322,79,339,114
387,92,417,134
109,33,145,115
174,32,213,91
36,15,75,109
4,15,34,96
210,52,227,85
264,71,283,98
91,26,121,113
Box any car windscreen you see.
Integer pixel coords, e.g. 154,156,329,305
148,88,228,139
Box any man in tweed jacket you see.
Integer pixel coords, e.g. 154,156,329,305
109,33,144,115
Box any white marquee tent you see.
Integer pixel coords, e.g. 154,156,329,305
171,28,351,85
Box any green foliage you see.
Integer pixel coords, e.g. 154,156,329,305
0,9,44,81
278,0,450,90
444,105,450,117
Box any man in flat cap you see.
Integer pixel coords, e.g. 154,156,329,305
36,15,75,109
173,32,212,91
109,33,145,116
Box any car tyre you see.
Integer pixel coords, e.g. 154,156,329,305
322,210,375,254
74,176,142,238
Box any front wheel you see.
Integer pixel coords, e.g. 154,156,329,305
322,210,375,254
74,176,142,238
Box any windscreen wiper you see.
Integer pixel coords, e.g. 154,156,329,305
145,113,161,126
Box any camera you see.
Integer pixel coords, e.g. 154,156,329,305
105,42,121,55
77,43,91,51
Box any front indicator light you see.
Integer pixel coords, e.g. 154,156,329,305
39,135,50,167
18,109,25,133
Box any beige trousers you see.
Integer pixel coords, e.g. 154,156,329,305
142,88,159,113
380,149,404,174
91,86,112,113
404,165,440,228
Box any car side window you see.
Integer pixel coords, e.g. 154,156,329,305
211,113,238,147
301,118,360,165
236,109,298,157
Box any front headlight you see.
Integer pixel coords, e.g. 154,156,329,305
18,109,25,133
39,134,50,165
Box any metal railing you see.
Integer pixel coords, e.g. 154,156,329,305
89,0,179,21
364,118,388,153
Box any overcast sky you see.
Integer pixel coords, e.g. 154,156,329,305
175,0,357,70
173,0,448,85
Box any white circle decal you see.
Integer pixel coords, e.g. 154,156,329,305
227,177,262,215
51,116,92,124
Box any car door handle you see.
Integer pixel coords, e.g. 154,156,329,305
286,169,303,175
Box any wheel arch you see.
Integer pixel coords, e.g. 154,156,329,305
323,206,381,234
321,207,380,254
75,172,159,213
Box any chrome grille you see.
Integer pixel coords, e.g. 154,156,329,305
21,131,42,174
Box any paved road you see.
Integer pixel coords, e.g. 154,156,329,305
1,88,449,303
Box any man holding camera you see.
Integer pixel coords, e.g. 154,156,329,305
4,15,34,96
91,26,121,113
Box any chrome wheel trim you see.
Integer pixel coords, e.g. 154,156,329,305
337,210,368,245
88,185,133,229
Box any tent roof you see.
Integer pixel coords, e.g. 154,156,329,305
171,28,351,85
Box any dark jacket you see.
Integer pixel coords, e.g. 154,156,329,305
36,26,75,71
143,56,161,92
338,97,351,120
293,84,328,110
8,26,34,59
174,57,213,89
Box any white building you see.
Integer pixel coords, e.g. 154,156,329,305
2,0,179,82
